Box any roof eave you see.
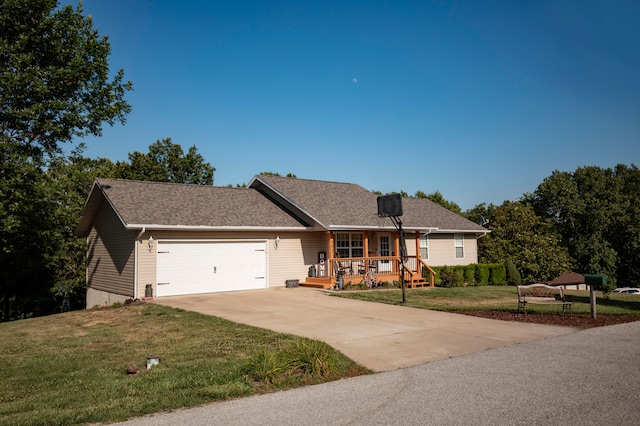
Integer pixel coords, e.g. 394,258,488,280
430,228,491,234
124,224,311,232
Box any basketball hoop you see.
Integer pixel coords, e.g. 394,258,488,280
376,194,407,303
377,193,403,217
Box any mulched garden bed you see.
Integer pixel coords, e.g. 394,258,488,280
458,310,640,329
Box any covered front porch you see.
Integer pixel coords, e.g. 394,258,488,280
300,230,435,289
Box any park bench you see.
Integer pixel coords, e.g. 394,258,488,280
517,284,572,316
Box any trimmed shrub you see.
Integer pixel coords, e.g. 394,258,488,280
505,259,521,285
488,263,507,285
464,265,475,285
433,264,506,286
438,266,458,288
474,264,490,286
432,266,443,287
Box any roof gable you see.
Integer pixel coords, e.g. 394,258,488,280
250,175,381,229
249,175,488,233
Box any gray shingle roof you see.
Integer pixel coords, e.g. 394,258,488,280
76,176,488,236
75,178,307,235
251,175,488,232
250,175,383,228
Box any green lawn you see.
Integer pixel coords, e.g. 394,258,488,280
5,287,638,425
333,285,640,315
0,304,369,426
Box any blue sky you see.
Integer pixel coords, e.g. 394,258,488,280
77,0,639,210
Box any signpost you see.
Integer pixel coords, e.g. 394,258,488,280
584,274,607,320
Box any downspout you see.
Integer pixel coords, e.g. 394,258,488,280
134,227,146,300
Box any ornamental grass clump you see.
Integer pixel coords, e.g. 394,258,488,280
287,338,339,379
242,347,291,385
242,338,347,388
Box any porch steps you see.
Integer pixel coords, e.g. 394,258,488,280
407,277,429,288
298,282,328,289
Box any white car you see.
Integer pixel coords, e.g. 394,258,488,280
614,288,640,295
613,287,636,293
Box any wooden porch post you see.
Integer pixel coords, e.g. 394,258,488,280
415,231,420,260
393,232,400,258
364,231,370,258
328,231,336,278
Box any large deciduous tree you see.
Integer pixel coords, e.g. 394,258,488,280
478,201,571,282
1,0,131,320
415,190,462,215
115,138,215,185
612,165,640,286
0,143,59,319
0,0,132,158
528,165,640,288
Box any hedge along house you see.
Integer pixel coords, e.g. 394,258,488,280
75,175,489,307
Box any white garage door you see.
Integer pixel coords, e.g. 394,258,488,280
156,241,266,297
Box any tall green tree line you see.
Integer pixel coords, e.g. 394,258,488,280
1,1,216,320
1,0,132,320
525,164,640,288
464,164,640,288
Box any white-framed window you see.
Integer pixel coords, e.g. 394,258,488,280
379,235,390,258
454,233,464,259
419,234,429,260
336,233,364,258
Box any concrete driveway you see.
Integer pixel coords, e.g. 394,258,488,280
155,287,577,372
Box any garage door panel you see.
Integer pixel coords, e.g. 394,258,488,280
156,241,266,296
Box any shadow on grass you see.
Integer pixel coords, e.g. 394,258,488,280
569,294,640,312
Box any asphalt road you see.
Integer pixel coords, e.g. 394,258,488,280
117,320,640,425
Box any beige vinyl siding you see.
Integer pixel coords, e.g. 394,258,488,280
273,232,325,286
404,233,417,257
136,236,156,298
461,234,478,264
426,233,478,266
86,201,136,297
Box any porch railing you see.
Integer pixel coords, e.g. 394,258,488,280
329,256,433,286
417,257,436,286
332,256,399,280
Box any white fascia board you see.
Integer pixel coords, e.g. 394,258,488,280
329,225,440,232
329,225,395,231
409,228,439,234
125,224,310,232
431,228,491,234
